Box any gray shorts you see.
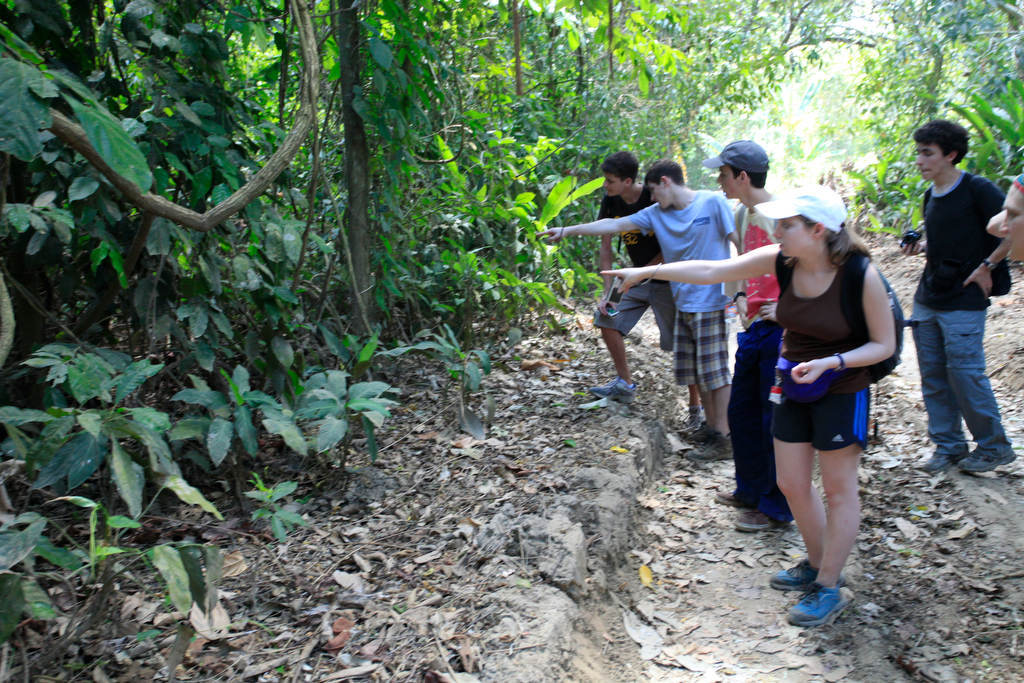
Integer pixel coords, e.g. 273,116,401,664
593,280,676,351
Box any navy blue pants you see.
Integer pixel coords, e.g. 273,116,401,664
727,320,792,522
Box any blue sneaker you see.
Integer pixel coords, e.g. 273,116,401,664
787,583,849,627
770,559,818,591
587,377,636,401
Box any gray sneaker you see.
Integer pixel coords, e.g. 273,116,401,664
587,377,636,402
686,431,732,461
921,449,968,472
958,448,1016,473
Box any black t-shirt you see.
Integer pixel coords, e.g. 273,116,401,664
915,173,1005,311
598,188,659,268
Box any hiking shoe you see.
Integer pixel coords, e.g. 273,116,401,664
714,491,755,509
787,583,850,627
920,449,967,472
587,377,636,402
770,559,819,591
686,431,732,461
734,510,792,533
958,448,1016,473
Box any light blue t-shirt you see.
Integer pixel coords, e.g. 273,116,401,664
628,191,734,312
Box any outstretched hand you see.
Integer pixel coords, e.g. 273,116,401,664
600,267,646,293
538,227,568,243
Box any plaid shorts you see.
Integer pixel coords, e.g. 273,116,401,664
673,310,731,391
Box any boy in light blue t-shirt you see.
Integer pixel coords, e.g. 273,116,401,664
543,159,739,458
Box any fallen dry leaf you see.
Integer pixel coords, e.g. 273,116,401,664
520,359,558,371
189,601,231,640
332,616,355,635
947,522,977,540
325,618,355,652
638,565,654,588
895,517,922,540
221,551,248,578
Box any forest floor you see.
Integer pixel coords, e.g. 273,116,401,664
21,234,1024,682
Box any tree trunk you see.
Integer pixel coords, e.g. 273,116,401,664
512,0,523,96
335,0,375,334
607,0,614,80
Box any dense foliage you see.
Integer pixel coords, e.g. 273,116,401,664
0,0,1021,671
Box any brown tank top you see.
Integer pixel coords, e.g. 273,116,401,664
776,262,870,394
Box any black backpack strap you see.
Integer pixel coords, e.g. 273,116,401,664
775,251,792,295
840,252,870,345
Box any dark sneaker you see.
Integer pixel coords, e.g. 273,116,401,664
920,450,967,472
587,377,636,402
714,491,755,509
734,510,792,533
787,583,850,627
770,559,818,591
958,449,1016,473
686,432,732,461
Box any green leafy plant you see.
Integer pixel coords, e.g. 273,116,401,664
954,78,1024,185
385,325,492,438
2,345,220,520
244,474,306,542
0,512,64,644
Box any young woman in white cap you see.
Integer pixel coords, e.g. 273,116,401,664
603,186,895,627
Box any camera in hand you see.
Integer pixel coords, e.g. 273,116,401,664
607,277,624,316
900,229,922,248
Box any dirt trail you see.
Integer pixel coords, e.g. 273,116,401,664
570,238,1024,681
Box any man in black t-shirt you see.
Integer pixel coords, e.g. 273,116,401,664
903,120,1015,473
588,152,678,403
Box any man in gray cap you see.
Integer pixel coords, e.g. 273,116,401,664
701,141,793,533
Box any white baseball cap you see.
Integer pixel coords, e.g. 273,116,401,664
755,186,847,233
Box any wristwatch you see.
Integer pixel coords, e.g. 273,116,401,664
981,258,997,270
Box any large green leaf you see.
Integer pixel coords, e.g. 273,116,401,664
172,389,229,413
315,416,348,452
115,360,164,404
0,59,53,161
160,475,223,520
167,416,211,442
271,336,294,369
65,95,153,193
34,537,82,571
0,574,25,644
21,579,56,620
262,417,307,456
151,545,193,613
66,431,108,490
33,432,105,491
109,440,144,518
0,517,46,571
67,353,112,404
68,176,100,201
0,406,55,426
234,404,258,456
206,417,233,466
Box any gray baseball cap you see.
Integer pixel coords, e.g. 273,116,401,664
702,140,770,173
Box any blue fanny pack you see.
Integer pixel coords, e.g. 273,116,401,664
776,356,845,403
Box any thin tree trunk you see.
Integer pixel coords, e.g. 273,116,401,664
512,0,523,96
607,0,614,80
335,0,374,333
